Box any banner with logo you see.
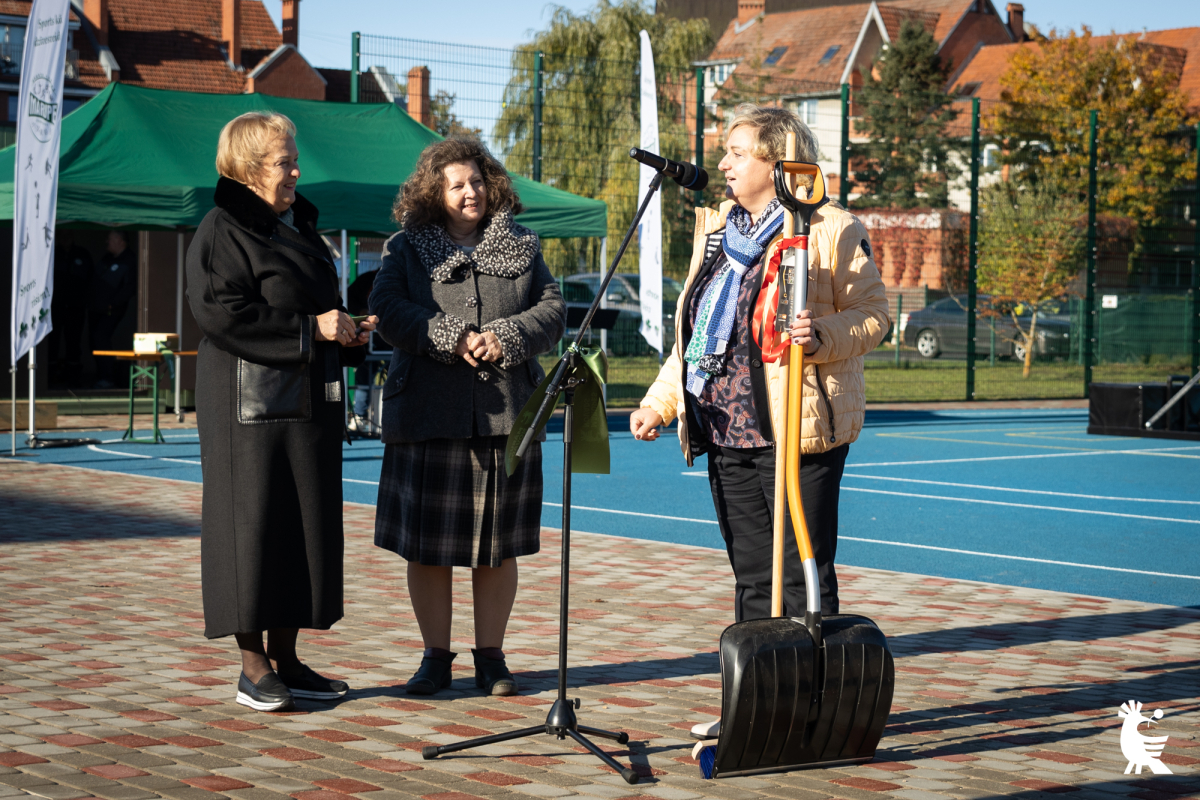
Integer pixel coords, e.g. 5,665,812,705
637,30,663,354
10,0,70,366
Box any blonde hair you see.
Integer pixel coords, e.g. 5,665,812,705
726,103,818,164
215,112,297,185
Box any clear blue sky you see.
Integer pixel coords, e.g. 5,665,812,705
267,1,1200,70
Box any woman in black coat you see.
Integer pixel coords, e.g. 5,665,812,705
370,138,565,697
186,112,376,712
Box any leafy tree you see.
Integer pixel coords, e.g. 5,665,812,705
852,19,959,209
993,28,1195,228
977,179,1085,377
430,90,483,138
494,0,712,277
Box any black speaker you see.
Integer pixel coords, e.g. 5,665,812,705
1088,380,1200,440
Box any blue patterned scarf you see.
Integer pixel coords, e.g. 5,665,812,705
684,200,784,397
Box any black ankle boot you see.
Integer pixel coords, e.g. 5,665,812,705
405,652,456,696
472,649,517,696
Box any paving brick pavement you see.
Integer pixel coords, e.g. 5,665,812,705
0,459,1197,800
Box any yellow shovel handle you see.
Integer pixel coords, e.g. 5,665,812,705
786,343,815,563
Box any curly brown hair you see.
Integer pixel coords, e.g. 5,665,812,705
392,138,523,229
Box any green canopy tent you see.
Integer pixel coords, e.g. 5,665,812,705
0,82,607,238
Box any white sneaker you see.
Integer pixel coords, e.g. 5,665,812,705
690,718,720,740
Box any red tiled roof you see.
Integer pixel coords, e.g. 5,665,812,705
708,2,874,92
707,0,991,96
953,29,1199,110
106,0,281,94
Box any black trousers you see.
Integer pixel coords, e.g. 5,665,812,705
707,443,848,621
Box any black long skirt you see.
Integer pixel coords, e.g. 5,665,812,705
374,436,542,568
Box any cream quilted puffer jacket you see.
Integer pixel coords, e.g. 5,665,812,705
640,199,890,464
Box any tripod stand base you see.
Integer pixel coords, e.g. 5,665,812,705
422,699,638,784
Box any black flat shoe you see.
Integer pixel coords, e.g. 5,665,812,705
405,652,455,695
278,662,349,700
236,671,295,712
472,649,517,696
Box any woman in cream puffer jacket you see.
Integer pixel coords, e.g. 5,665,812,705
630,104,890,628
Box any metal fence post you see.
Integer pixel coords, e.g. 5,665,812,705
695,66,705,208
966,98,980,401
894,294,902,367
1192,123,1200,375
1083,109,1099,396
839,83,850,208
350,32,360,103
533,51,544,182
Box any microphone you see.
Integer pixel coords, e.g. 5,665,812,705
629,148,709,191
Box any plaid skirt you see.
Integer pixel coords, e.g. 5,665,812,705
374,436,543,567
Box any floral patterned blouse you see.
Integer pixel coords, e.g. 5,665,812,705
688,256,770,449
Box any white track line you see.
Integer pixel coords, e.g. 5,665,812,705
842,486,1200,525
839,536,1200,581
543,501,718,525
343,478,379,485
843,474,1200,506
86,444,200,465
850,444,1200,467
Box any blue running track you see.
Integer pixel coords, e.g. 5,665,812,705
7,408,1199,607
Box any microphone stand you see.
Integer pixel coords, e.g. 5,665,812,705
421,171,666,785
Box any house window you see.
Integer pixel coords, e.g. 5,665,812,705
818,45,842,66
1,24,24,75
793,98,818,126
706,62,734,87
7,94,16,121
982,143,1000,169
956,82,981,97
763,46,788,66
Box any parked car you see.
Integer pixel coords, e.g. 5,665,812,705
561,273,683,356
903,295,1072,360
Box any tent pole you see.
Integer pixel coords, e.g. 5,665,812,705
27,345,35,446
341,229,349,422
175,232,184,422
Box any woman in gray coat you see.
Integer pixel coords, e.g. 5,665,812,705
370,138,565,697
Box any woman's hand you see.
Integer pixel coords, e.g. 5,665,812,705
471,331,503,363
455,330,480,367
315,310,357,345
629,408,664,441
349,315,377,347
787,309,820,355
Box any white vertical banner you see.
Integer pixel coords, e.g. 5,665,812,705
9,0,70,366
637,30,663,354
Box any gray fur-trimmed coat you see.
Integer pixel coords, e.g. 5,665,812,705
369,210,566,443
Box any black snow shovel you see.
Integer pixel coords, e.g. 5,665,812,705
708,146,895,779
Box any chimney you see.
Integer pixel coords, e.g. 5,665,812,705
222,0,242,69
83,0,108,46
1006,3,1025,43
737,0,765,27
407,66,432,129
281,0,299,48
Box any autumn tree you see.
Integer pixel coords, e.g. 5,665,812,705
977,179,1086,377
852,19,959,209
993,28,1195,228
430,91,483,138
494,0,712,277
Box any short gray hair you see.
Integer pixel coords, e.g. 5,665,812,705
726,103,818,163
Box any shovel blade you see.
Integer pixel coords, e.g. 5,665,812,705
713,614,894,778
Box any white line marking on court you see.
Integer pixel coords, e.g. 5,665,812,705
343,478,379,485
842,486,1200,525
85,444,200,465
682,471,705,477
850,445,1200,467
543,501,717,525
842,474,1200,506
839,536,1200,581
